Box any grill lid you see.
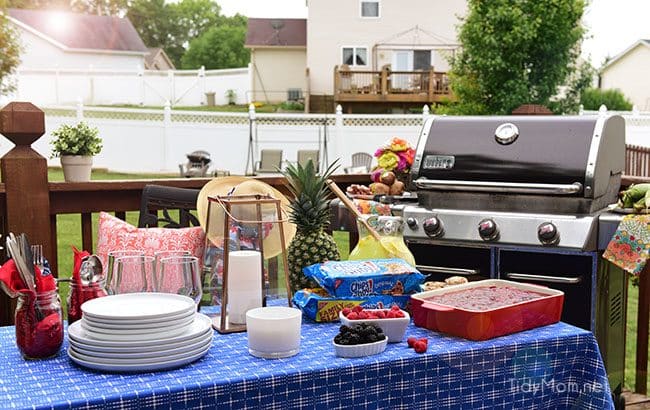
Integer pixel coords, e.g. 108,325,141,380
411,115,625,200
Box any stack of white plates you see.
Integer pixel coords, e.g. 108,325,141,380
67,293,213,372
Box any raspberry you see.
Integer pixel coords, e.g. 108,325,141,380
394,311,405,318
341,307,352,317
367,312,378,319
347,312,359,320
414,341,427,353
357,311,369,319
407,336,417,348
376,310,386,319
386,311,399,318
418,338,428,347
352,305,364,313
390,305,400,311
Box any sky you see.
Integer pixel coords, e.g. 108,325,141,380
218,0,650,69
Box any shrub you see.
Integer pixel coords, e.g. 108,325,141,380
279,101,304,111
580,88,633,111
50,122,103,158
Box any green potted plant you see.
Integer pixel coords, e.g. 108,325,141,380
50,121,102,182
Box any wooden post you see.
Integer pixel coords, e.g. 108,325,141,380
428,69,434,100
0,102,53,325
636,264,650,394
381,65,389,95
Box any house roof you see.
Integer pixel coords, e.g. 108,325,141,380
8,8,148,54
145,47,175,69
245,18,306,48
602,39,650,71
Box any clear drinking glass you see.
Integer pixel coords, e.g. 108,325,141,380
157,255,202,304
153,250,191,292
112,255,154,294
106,250,145,294
15,289,63,359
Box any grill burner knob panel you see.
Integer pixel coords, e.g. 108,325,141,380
423,217,444,238
478,219,499,241
406,217,418,230
538,222,560,245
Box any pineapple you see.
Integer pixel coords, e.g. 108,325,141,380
282,158,341,293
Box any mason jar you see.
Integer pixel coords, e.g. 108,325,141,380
15,289,63,359
67,281,107,325
349,215,416,266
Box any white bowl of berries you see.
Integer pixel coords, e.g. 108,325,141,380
333,323,388,358
339,306,410,343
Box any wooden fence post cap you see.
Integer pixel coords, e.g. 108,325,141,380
0,102,45,147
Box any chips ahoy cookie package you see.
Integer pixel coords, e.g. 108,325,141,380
302,259,424,298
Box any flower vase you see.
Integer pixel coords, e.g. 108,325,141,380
61,155,93,182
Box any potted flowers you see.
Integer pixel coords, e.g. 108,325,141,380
369,137,416,195
50,122,102,182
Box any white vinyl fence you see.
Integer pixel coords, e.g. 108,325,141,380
1,104,648,176
9,66,250,107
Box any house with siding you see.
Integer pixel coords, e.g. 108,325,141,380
246,0,466,113
600,39,650,111
8,8,148,70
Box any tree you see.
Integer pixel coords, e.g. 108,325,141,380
0,9,21,95
6,0,127,15
580,88,633,111
443,0,586,115
181,22,249,70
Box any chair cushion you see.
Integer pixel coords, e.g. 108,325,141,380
96,211,205,271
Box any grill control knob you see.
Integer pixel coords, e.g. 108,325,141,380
538,222,559,245
423,217,444,238
478,218,498,241
406,217,418,230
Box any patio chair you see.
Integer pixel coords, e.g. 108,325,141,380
255,149,283,174
179,150,211,178
297,149,320,171
138,184,200,228
345,152,373,173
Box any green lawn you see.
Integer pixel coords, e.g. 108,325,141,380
47,169,648,391
97,103,302,113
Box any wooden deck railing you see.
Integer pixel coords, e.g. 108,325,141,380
333,65,452,104
626,145,650,178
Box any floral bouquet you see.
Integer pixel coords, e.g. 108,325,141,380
369,137,415,195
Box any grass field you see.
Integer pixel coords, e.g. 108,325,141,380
48,169,647,391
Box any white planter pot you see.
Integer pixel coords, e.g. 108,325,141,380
60,155,93,182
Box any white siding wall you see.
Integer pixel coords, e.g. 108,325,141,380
601,45,650,111
251,48,307,103
306,0,466,95
16,25,144,70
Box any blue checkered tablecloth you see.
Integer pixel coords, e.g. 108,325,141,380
0,313,614,410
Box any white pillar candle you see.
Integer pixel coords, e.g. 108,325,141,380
246,307,302,358
227,250,263,324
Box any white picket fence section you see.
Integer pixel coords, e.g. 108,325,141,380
1,103,648,176
9,66,250,107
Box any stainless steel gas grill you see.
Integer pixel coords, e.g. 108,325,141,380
403,115,627,404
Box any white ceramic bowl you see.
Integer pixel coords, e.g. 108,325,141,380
333,337,387,358
339,309,410,343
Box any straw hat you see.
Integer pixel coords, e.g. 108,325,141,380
196,176,296,259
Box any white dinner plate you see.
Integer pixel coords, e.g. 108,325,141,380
82,309,196,329
69,337,211,364
67,344,211,372
69,330,213,357
80,315,194,336
68,313,212,348
81,293,195,321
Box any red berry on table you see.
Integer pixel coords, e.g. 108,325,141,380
418,338,428,347
341,308,352,317
395,311,405,318
390,305,400,311
358,311,369,319
414,341,427,353
407,336,417,348
376,310,386,319
352,305,363,313
347,312,359,320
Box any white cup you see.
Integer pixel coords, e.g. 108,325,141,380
246,307,302,359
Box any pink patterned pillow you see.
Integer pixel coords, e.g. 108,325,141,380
96,212,205,291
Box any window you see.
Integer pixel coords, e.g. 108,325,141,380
360,0,380,18
342,47,368,66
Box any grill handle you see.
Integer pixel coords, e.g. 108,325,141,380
416,265,479,276
505,272,582,284
414,178,583,195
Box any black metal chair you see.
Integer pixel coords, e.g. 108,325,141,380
138,184,200,228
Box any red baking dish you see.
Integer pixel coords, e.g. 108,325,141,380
410,279,564,341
